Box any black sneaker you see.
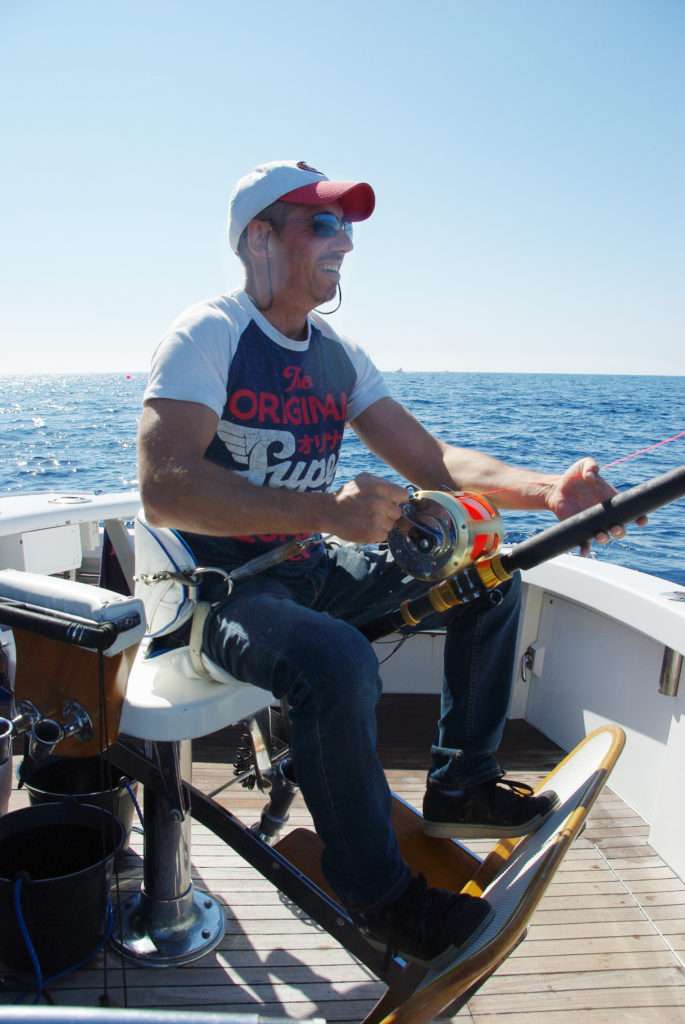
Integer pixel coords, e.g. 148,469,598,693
357,874,493,969
423,777,559,839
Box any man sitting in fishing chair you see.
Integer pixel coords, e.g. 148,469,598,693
137,160,624,970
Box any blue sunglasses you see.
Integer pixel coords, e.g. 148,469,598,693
311,212,354,240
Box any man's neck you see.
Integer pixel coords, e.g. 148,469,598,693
245,289,310,341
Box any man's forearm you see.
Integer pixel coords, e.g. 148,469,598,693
352,399,561,513
436,444,560,511
140,455,335,537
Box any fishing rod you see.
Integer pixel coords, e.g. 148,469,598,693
358,464,685,643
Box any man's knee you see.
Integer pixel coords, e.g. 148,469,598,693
286,621,380,711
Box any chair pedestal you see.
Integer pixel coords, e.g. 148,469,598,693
110,739,225,966
111,635,274,966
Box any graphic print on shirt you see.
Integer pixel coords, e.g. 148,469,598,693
217,421,296,485
145,292,389,573
206,320,352,493
217,420,340,491
201,318,356,555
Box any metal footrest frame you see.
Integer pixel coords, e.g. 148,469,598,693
107,733,425,993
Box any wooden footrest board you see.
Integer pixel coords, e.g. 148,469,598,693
375,724,625,1024
274,794,482,901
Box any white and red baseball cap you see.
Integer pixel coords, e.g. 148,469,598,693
227,160,375,252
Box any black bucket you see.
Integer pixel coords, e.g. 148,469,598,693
23,756,138,848
0,801,124,975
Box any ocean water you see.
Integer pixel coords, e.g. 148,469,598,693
1,372,683,585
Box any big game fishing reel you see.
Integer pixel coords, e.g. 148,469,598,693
360,465,685,643
389,488,503,581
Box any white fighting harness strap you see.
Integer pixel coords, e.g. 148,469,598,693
136,530,321,680
188,601,213,677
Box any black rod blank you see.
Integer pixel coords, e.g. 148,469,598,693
501,464,685,574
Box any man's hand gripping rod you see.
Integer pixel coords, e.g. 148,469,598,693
359,465,685,643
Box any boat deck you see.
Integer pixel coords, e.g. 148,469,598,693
2,707,685,1023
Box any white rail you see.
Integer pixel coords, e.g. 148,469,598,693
0,490,140,537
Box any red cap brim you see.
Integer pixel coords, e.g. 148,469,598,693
279,180,375,221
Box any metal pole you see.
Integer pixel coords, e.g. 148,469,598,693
658,648,683,697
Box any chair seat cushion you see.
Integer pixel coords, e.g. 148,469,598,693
120,642,272,740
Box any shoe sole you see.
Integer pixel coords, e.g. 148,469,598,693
423,794,561,840
362,902,495,971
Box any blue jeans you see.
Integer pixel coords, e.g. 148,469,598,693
203,543,521,911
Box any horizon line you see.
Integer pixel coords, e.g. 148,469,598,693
2,369,684,380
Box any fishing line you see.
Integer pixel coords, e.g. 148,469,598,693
600,429,685,469
467,428,685,501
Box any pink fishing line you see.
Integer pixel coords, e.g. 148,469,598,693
471,429,685,499
600,430,685,469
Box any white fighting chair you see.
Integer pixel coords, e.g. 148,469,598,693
0,537,629,1019
123,515,273,741
111,514,276,965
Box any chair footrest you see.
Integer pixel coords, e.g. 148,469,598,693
273,797,482,901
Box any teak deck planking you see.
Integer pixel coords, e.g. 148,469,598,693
1,710,684,1022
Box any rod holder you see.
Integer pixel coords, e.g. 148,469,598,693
29,717,64,762
9,700,41,739
658,648,683,698
7,698,94,763
0,717,12,767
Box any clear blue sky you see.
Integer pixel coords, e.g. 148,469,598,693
1,0,683,374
